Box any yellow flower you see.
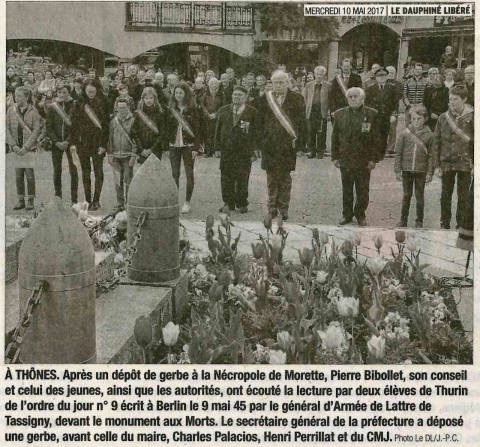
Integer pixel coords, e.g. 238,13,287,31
406,238,417,252
337,296,359,318
134,316,152,349
319,232,329,245
270,234,282,251
162,322,180,347
367,335,386,359
395,230,406,243
298,247,314,267
205,214,214,228
373,234,383,250
269,350,286,365
251,242,265,260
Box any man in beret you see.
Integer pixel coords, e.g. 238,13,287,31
331,87,380,226
365,67,399,160
214,86,257,214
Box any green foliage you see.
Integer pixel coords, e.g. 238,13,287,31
232,53,278,78
256,3,339,39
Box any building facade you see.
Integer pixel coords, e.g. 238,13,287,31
6,2,474,78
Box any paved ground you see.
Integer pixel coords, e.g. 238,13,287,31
6,147,455,230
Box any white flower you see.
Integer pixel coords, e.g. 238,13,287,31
406,238,417,252
318,324,346,350
270,234,282,251
353,232,362,247
337,296,359,318
162,322,180,347
316,271,328,285
277,331,293,352
114,253,124,266
269,350,286,365
367,335,386,359
369,255,387,275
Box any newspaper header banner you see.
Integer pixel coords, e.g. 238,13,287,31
304,4,474,17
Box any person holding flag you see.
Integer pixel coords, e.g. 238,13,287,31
70,78,109,211
432,85,474,230
256,70,306,220
46,82,79,205
329,58,362,114
165,82,201,214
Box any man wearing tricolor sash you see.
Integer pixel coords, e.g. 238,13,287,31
256,70,306,220
46,83,79,205
70,78,109,211
329,58,362,114
432,85,474,230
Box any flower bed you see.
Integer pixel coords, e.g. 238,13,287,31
134,214,472,365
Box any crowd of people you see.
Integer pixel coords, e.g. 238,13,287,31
5,48,474,236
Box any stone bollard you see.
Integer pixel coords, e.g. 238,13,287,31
127,154,180,282
18,197,96,364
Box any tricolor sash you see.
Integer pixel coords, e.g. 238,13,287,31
136,109,159,135
335,74,349,99
170,107,195,139
114,117,135,147
13,105,33,138
405,128,428,155
84,104,102,130
445,110,472,143
266,90,297,140
52,102,72,126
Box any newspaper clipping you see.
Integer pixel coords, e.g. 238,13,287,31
2,0,478,445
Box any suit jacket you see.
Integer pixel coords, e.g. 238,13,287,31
214,104,257,171
256,90,306,172
329,72,363,113
304,80,331,120
331,105,380,168
365,83,399,118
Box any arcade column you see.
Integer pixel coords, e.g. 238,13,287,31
328,39,339,79
397,36,410,79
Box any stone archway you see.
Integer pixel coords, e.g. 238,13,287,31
339,23,400,73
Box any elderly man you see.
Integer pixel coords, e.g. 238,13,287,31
432,85,474,229
440,46,457,71
225,67,238,88
331,87,380,226
123,65,138,89
463,65,474,107
303,65,331,159
363,63,381,90
164,73,179,101
329,58,363,114
365,67,399,160
256,70,306,220
215,85,257,214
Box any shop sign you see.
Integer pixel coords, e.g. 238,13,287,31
341,16,404,25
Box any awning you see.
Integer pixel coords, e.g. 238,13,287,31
403,25,474,39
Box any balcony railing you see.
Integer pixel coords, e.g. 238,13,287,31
125,2,254,32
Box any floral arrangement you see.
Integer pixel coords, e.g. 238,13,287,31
150,215,472,365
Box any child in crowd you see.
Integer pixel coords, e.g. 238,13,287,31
394,105,434,228
107,98,137,211
114,84,136,113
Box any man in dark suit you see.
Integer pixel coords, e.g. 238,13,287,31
214,86,257,214
256,70,306,220
463,65,474,107
303,65,331,159
329,58,363,114
385,66,404,154
365,67,399,160
331,87,380,226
